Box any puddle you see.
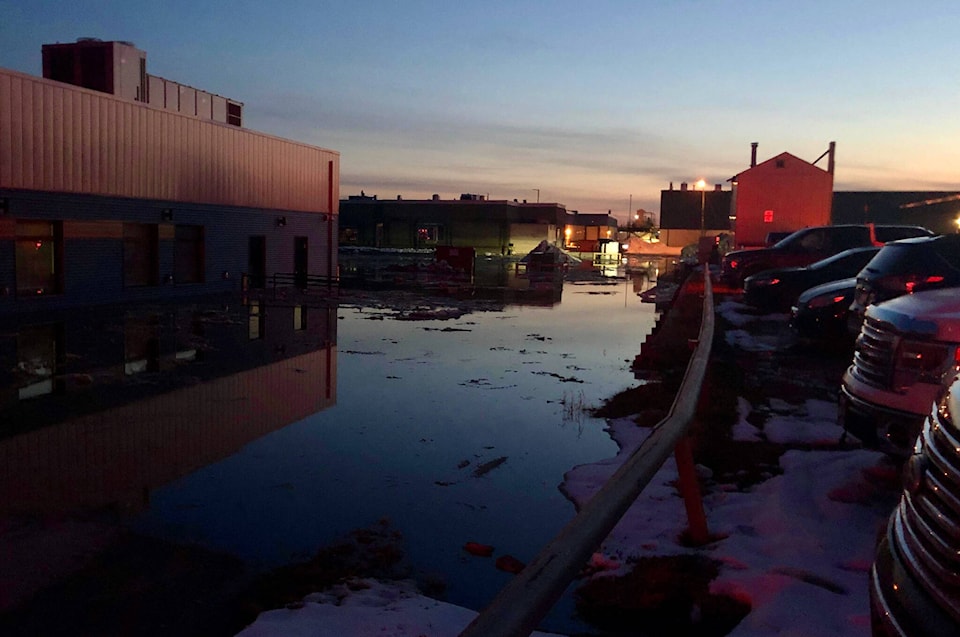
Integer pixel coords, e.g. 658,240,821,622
2,277,660,634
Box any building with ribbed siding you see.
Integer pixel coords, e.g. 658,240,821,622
0,39,339,313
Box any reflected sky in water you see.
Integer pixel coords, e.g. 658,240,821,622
132,278,659,631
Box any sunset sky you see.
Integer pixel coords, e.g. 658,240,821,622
3,0,958,221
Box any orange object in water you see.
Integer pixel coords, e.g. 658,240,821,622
495,554,525,574
463,542,494,557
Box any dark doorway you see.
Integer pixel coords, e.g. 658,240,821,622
248,236,266,289
294,236,308,288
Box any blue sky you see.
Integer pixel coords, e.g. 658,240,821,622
3,1,959,220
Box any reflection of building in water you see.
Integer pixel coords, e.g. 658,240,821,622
0,295,337,516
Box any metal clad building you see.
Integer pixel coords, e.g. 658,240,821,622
0,40,339,313
731,143,835,247
0,67,338,213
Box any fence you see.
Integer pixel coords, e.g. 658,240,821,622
241,272,339,298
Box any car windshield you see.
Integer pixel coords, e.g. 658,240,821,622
874,226,934,242
771,231,803,249
861,240,943,276
808,247,879,271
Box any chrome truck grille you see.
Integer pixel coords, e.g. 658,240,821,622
892,396,960,624
851,316,898,389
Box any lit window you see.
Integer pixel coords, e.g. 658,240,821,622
15,221,62,296
294,305,307,331
249,302,263,340
417,225,440,244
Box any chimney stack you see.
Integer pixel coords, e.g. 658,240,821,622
827,141,836,175
750,142,758,168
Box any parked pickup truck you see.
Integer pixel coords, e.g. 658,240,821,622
839,287,960,457
871,372,960,635
720,224,933,287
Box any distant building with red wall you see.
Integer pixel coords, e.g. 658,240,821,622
731,142,835,247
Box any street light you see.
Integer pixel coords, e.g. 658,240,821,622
694,179,707,237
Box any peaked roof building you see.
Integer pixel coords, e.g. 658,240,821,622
731,142,835,247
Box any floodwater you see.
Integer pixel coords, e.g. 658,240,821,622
1,270,661,634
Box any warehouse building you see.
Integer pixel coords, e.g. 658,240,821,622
0,39,339,314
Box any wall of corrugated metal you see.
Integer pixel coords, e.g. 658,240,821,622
0,67,339,214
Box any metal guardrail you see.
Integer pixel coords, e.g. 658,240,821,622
241,272,339,295
268,272,339,291
459,268,715,637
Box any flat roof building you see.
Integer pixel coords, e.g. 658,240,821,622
1,39,339,313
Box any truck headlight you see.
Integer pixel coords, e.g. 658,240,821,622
893,339,960,389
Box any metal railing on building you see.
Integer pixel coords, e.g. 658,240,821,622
241,273,339,308
242,272,338,293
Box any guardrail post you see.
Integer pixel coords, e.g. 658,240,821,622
673,434,710,545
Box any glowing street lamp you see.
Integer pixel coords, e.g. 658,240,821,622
694,179,707,237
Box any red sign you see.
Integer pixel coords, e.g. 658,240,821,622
763,209,774,223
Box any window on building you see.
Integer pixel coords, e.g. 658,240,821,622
123,223,159,287
417,224,440,244
16,323,64,400
174,225,204,284
175,313,205,363
124,316,161,375
248,302,264,340
15,221,62,296
340,227,359,244
294,305,307,331
567,226,586,242
776,159,786,168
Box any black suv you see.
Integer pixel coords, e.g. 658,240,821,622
721,224,933,287
848,233,960,335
